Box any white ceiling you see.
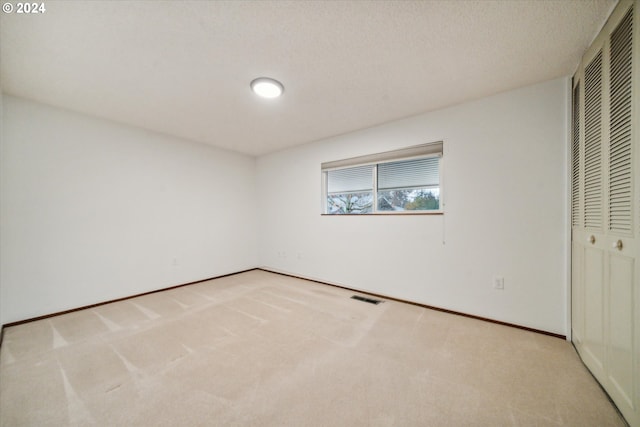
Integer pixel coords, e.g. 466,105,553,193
1,0,616,156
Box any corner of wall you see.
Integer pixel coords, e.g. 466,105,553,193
1,96,259,323
0,89,5,328
563,76,573,341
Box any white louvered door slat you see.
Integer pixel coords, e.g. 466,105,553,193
610,8,634,234
584,51,604,230
572,83,582,228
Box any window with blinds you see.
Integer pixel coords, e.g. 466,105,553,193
322,142,442,214
326,165,374,214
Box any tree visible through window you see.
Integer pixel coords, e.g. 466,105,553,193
327,192,373,214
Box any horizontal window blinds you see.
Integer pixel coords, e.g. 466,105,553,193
327,165,373,194
378,157,439,190
321,142,442,171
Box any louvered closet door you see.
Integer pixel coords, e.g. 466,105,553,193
571,80,585,358
576,47,607,382
571,2,638,425
606,7,636,421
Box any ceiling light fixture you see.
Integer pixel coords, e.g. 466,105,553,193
250,77,284,99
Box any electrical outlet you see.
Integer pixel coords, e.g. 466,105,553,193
493,276,504,290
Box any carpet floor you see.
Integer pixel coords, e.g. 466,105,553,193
0,270,627,426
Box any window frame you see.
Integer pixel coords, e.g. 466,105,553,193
321,142,444,215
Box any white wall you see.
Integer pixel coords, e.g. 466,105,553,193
257,78,569,335
0,96,257,325
1,79,570,334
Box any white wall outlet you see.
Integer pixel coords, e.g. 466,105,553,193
493,276,504,290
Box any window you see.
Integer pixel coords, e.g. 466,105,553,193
322,142,443,214
326,164,374,214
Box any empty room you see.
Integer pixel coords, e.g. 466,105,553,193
1,0,638,425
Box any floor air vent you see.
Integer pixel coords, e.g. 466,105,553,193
351,295,383,305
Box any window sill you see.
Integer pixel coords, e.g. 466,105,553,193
321,211,444,216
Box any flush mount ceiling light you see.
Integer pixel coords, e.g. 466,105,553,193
250,77,284,99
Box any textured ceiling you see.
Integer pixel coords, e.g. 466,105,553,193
1,0,616,156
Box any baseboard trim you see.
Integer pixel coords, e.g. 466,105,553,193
259,268,566,340
0,266,566,348
0,268,257,347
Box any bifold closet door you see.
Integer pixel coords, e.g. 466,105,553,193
571,2,638,426
606,6,636,420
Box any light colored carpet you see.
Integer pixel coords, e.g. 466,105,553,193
0,270,627,426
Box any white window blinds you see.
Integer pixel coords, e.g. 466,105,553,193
327,165,373,194
377,157,439,190
321,142,442,171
